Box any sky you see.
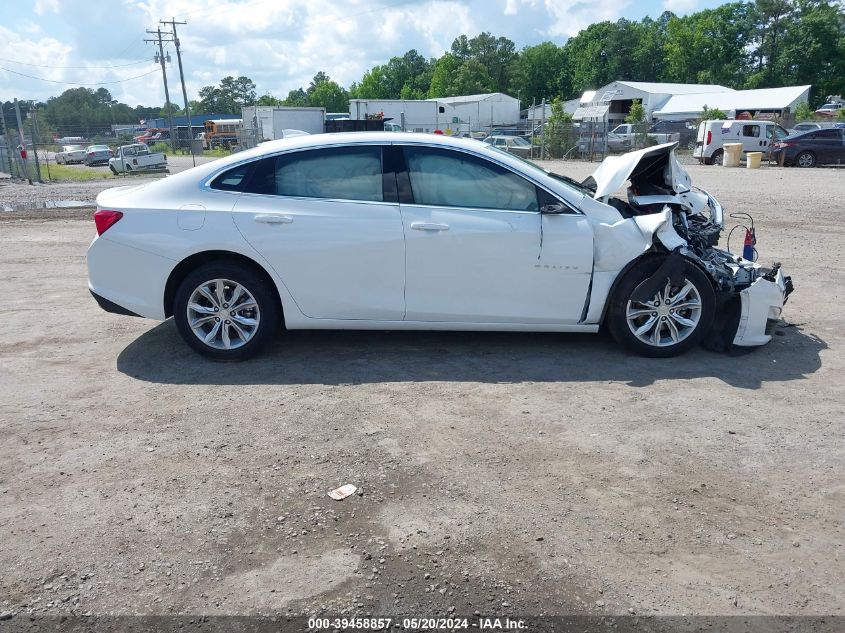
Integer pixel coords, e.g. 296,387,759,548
1,0,723,108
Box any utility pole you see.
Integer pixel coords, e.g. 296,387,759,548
14,99,32,184
161,18,195,165
145,28,176,152
30,106,43,183
29,106,45,184
0,104,19,178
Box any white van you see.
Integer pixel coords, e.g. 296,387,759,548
694,120,790,164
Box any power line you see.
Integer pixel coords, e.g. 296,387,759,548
0,57,153,69
0,66,159,86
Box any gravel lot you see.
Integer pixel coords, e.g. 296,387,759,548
0,162,843,627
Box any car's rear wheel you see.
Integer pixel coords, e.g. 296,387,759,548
173,262,280,361
607,258,715,358
710,149,724,166
796,151,816,168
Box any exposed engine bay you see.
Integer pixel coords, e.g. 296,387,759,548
582,142,793,350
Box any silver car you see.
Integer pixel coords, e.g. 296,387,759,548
85,145,113,166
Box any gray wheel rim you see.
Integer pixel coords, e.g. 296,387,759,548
713,151,723,165
186,278,260,350
626,278,702,348
797,152,814,167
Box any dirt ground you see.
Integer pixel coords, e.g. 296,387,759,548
0,162,843,628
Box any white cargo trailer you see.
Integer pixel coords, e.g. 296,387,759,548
242,106,326,142
349,93,519,135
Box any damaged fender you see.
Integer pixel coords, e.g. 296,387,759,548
592,208,687,272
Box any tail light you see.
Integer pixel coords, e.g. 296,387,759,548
94,209,123,235
706,130,712,145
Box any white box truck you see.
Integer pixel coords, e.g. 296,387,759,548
242,106,326,142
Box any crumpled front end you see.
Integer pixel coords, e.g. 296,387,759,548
579,142,795,353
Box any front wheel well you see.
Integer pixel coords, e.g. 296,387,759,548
164,250,283,323
600,252,718,327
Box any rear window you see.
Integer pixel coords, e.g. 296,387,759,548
210,163,253,191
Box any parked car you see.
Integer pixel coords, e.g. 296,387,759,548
648,120,697,150
85,144,113,166
814,102,843,117
482,135,534,157
55,145,86,165
108,143,168,174
693,119,790,164
773,127,845,167
789,122,827,134
87,133,792,361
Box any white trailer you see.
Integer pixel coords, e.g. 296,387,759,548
349,99,448,133
349,93,519,135
242,106,326,142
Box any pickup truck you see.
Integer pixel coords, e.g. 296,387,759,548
109,143,168,174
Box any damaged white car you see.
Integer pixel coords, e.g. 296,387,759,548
86,133,792,360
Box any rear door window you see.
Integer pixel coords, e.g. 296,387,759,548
242,146,384,202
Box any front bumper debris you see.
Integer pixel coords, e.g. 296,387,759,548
733,264,792,347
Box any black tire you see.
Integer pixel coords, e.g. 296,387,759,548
795,150,816,168
710,149,724,166
173,261,280,361
606,257,716,358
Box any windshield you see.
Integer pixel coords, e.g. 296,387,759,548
511,137,531,147
65,145,84,151
486,145,595,195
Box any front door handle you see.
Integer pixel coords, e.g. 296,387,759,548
410,222,449,231
254,214,293,224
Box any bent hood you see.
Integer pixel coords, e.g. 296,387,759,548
586,142,692,200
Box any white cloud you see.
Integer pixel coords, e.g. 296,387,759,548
2,0,678,108
662,0,699,13
33,0,59,16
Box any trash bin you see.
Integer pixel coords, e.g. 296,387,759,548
746,151,763,169
723,143,743,167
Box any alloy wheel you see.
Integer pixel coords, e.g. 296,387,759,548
186,278,260,350
625,279,702,348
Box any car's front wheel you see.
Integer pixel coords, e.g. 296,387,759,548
173,262,280,361
607,258,715,358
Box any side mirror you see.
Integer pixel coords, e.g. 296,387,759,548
541,202,567,214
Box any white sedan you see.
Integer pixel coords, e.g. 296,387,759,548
87,133,792,361
55,144,86,164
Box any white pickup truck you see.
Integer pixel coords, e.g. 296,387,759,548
109,143,168,174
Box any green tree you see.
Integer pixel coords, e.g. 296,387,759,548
428,53,461,97
625,99,649,147
309,80,350,112
544,97,576,158
509,42,567,105
283,88,309,107
256,93,283,106
700,104,728,121
792,100,813,120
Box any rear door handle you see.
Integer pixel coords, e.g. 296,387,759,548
410,222,449,231
254,214,293,224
